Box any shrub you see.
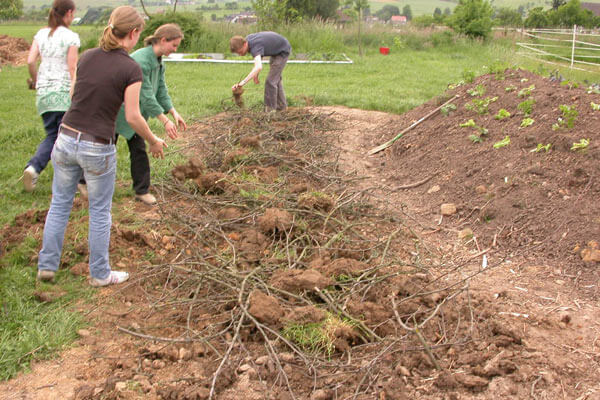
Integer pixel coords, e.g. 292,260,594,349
140,12,210,52
448,0,493,39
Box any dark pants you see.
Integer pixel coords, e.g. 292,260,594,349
115,133,150,195
28,111,64,173
265,53,288,111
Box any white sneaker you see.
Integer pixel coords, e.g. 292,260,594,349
77,183,88,199
23,166,39,192
89,270,129,287
135,193,157,205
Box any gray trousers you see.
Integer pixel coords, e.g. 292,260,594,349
265,53,288,111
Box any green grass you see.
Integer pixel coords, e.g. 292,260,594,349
0,237,92,380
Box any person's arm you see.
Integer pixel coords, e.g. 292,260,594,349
66,45,78,97
154,65,180,138
137,62,178,139
27,39,40,89
124,82,167,159
167,107,187,131
232,55,262,90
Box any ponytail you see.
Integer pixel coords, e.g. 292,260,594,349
143,23,184,47
47,0,75,36
99,6,145,52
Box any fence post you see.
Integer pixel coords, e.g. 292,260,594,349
570,24,577,69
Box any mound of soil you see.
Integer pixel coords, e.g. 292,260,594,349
372,68,600,287
0,35,30,66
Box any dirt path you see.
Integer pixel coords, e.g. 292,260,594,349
1,100,599,399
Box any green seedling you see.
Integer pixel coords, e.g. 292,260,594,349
560,80,579,89
460,119,476,128
505,85,516,92
493,135,511,149
571,138,590,151
591,102,600,111
518,84,535,98
467,84,486,97
587,85,600,94
530,143,552,153
521,118,534,127
462,69,476,83
469,134,483,143
440,103,457,116
494,109,511,120
467,124,488,143
517,98,535,116
553,104,578,130
465,96,498,115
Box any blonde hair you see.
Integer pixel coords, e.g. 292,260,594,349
229,35,246,53
99,6,145,52
144,23,184,46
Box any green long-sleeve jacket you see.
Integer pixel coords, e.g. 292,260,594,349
115,45,174,140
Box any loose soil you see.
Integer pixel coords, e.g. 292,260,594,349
0,35,30,66
1,69,599,400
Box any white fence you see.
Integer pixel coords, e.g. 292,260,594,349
516,26,600,72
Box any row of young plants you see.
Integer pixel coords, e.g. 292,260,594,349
443,72,593,152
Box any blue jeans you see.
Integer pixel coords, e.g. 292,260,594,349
38,133,117,280
28,111,64,173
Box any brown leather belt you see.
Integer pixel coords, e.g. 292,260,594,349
59,124,113,145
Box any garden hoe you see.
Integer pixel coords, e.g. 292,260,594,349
367,94,460,155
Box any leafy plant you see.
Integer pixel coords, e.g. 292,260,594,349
520,78,529,83
462,69,476,83
469,134,484,143
553,104,578,129
571,138,590,151
493,135,511,148
467,84,486,97
560,80,579,89
587,85,600,94
494,108,511,120
518,84,535,97
465,96,498,115
521,118,534,127
592,102,600,111
505,85,517,92
459,119,476,128
517,98,535,116
530,143,551,153
440,103,457,116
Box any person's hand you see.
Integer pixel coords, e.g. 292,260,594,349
149,137,167,159
232,83,241,91
172,110,187,131
27,78,35,90
164,120,178,140
253,76,260,84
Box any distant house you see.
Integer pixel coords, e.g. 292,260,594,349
581,2,600,16
390,15,407,25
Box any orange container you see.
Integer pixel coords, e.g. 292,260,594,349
379,47,390,55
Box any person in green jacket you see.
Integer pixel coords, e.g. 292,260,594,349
115,23,187,205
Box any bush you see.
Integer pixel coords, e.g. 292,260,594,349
448,0,493,39
140,12,210,52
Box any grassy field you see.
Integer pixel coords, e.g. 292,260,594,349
3,22,600,381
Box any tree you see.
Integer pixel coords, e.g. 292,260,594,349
402,5,412,21
346,0,369,56
375,4,400,22
252,0,288,27
444,7,452,16
494,7,523,27
555,0,593,27
315,0,339,20
448,0,493,39
552,0,566,10
433,7,444,22
0,0,23,20
523,6,548,28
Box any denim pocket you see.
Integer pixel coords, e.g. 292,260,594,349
80,152,116,176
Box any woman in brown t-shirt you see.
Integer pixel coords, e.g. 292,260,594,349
36,6,167,287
